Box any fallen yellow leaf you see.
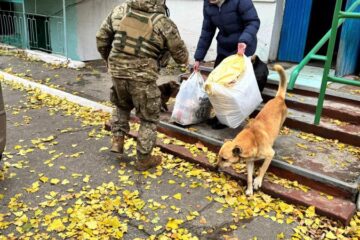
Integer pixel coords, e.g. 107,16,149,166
166,219,183,230
86,221,98,230
50,178,60,185
173,193,182,200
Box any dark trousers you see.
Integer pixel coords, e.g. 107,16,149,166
214,54,227,68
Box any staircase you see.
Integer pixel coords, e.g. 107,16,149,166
169,65,360,224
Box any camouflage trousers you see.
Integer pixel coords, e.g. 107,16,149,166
110,77,161,160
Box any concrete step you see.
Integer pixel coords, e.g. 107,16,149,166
123,126,357,226
107,113,359,197
281,107,360,147
105,111,359,225
104,98,360,196
262,87,360,125
156,120,359,195
266,79,360,105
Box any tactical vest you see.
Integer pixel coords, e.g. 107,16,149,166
114,6,165,59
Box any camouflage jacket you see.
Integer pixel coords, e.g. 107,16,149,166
96,0,189,82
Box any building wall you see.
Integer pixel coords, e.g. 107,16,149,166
74,0,283,62
254,0,284,62
336,0,360,76
65,0,78,60
24,0,79,60
1,0,284,62
75,0,121,61
167,0,284,63
167,0,217,62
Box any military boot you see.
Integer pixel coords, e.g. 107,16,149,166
135,155,162,171
104,120,111,131
111,136,124,154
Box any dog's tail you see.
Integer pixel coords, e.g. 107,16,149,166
274,64,287,99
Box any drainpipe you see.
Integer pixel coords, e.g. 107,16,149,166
21,0,28,49
62,0,68,59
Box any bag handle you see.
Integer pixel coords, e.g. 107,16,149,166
194,72,208,93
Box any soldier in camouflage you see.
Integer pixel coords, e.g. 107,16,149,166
96,0,188,171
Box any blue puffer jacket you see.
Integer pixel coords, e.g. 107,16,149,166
194,0,260,61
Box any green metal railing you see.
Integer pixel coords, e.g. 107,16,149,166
288,0,360,125
0,10,26,48
26,13,64,54
315,0,360,124
0,0,68,58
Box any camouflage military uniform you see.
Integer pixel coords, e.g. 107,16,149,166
96,0,188,160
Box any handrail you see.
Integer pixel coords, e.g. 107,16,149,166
314,0,360,124
288,0,360,90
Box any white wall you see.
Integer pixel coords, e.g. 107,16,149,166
167,0,284,63
75,0,284,63
256,0,285,62
167,0,217,62
76,0,123,61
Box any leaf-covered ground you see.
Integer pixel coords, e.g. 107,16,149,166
0,78,359,240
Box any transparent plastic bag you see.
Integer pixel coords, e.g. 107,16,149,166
170,72,211,126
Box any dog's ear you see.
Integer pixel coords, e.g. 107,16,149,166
216,147,225,167
224,139,232,143
232,146,242,156
169,81,180,87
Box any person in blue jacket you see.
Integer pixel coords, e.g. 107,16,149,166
193,0,260,71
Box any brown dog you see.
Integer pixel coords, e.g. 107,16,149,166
217,65,287,195
158,81,180,112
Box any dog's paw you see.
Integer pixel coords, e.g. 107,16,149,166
253,177,263,190
245,188,253,196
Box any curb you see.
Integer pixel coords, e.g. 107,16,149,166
0,71,111,113
25,50,85,69
0,44,85,69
